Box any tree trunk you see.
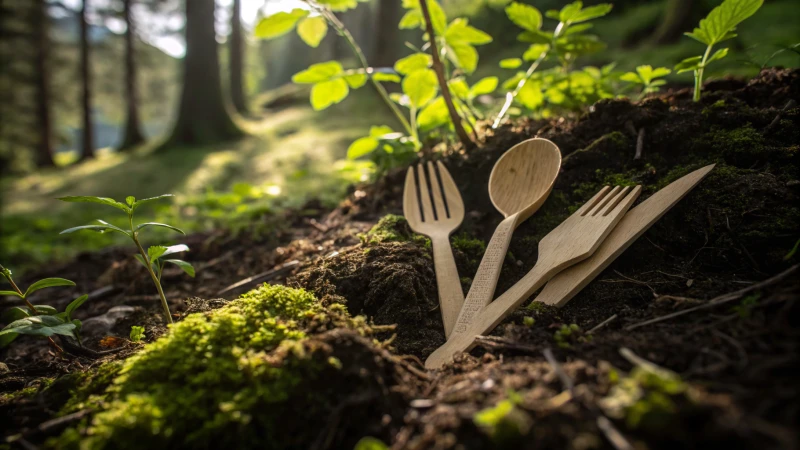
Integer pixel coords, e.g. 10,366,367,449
33,0,54,167
165,0,243,148
229,0,248,114
119,0,145,150
650,0,695,45
79,0,94,161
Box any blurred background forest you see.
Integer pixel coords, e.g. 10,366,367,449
1,0,799,271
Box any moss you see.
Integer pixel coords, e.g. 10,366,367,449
53,361,124,415
361,214,430,247
451,233,486,256
55,284,366,450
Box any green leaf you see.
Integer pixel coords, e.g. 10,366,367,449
343,73,368,89
0,332,18,348
96,220,130,235
310,78,350,110
131,194,174,211
500,58,523,69
65,294,88,321
556,34,605,55
57,196,130,213
254,9,309,39
448,79,470,99
558,2,583,23
687,0,763,45
130,325,145,342
394,53,432,75
1,307,30,322
674,56,702,73
292,61,344,84
426,0,447,35
517,29,553,44
147,245,168,261
620,72,642,84
564,23,593,35
60,224,115,235
570,3,613,23
0,290,22,298
632,65,671,84
165,260,195,278
316,0,360,11
24,278,76,297
522,44,549,61
353,437,389,450
417,97,449,131
125,196,136,206
469,77,498,97
505,2,542,31
0,315,76,338
134,222,186,234
372,72,401,83
369,125,394,137
402,69,438,108
444,19,492,45
448,42,479,73
297,16,328,48
707,47,729,64
159,244,190,260
347,137,380,160
398,10,423,29
32,305,58,315
517,81,544,109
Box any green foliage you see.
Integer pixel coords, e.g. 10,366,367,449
130,326,146,343
621,65,672,100
675,0,763,101
59,195,192,324
731,293,760,318
553,323,592,348
473,391,531,443
353,437,389,450
0,264,87,349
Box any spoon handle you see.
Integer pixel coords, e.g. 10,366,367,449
450,213,519,339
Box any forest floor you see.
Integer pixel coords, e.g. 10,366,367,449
1,69,799,449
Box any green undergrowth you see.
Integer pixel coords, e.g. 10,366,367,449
46,284,372,449
361,214,430,248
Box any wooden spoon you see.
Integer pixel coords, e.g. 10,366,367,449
450,138,561,338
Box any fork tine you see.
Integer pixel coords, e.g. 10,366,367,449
588,186,621,216
427,162,447,219
606,185,642,217
416,164,435,221
436,161,464,220
578,186,611,216
403,167,421,226
599,186,631,216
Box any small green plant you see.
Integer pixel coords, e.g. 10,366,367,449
353,437,389,450
0,264,88,352
621,65,671,100
523,316,535,327
473,390,531,443
129,325,145,343
674,0,763,102
58,195,195,324
553,323,592,348
731,293,760,318
494,1,613,126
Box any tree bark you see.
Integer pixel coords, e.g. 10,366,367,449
33,0,54,167
165,0,243,148
119,0,145,150
79,0,95,161
229,0,248,114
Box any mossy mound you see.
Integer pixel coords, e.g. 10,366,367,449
46,285,420,449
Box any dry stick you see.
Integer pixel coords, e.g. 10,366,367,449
625,264,798,331
764,99,796,132
216,260,300,296
542,349,633,450
587,314,618,334
418,0,473,148
634,128,645,160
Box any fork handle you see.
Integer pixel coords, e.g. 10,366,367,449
449,213,519,339
431,235,465,338
425,262,557,369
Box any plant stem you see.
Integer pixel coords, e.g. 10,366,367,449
130,215,173,324
319,8,413,135
492,50,547,128
694,44,713,102
0,264,38,313
418,0,473,149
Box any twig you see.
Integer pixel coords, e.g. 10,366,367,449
764,99,796,133
418,0,473,148
11,409,93,441
216,260,300,296
634,128,645,160
587,314,618,334
625,265,798,331
474,335,539,353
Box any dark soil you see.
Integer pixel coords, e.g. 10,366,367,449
2,68,799,449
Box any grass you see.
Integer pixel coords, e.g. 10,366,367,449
0,90,392,271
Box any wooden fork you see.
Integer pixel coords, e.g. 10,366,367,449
403,161,465,337
425,184,642,369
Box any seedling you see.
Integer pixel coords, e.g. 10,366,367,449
0,264,88,352
675,0,763,101
553,323,592,348
130,325,145,343
58,195,195,324
621,65,671,100
495,1,612,126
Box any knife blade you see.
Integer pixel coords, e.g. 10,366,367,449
532,163,716,308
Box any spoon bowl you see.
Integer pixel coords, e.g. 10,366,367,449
488,138,562,221
449,138,561,337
